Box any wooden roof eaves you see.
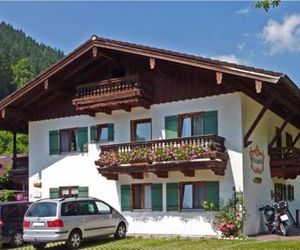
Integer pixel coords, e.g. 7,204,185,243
93,38,282,84
0,36,288,113
0,39,96,109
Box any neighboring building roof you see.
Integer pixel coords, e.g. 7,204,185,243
0,35,299,132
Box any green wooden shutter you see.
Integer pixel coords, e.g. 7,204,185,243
165,116,178,139
49,188,59,199
151,184,163,211
120,185,131,211
204,111,218,135
78,186,89,198
206,182,219,209
108,124,114,141
77,127,88,152
167,183,179,211
49,130,59,155
90,126,97,142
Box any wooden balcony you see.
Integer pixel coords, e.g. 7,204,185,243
269,147,300,179
72,75,152,114
95,135,228,180
9,156,29,186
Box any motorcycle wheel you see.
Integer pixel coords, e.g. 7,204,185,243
279,222,289,236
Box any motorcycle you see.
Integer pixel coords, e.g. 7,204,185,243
259,200,290,236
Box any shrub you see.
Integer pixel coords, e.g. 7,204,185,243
0,190,16,202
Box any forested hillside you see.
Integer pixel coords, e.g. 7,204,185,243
0,21,64,154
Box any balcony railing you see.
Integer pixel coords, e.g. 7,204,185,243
96,135,228,180
73,75,152,113
100,135,226,154
75,75,143,99
269,147,300,165
269,147,300,179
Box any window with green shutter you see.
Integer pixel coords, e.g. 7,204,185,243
78,186,89,198
151,184,163,211
77,127,88,152
165,115,178,139
90,126,97,142
120,185,131,211
49,130,59,155
204,111,218,135
179,181,219,210
205,181,219,209
167,183,179,211
49,188,59,199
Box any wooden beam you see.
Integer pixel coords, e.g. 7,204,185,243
269,115,292,148
129,172,144,179
180,169,195,177
62,53,102,82
244,97,274,147
154,171,168,178
120,104,131,112
44,80,70,96
1,107,28,120
291,132,300,147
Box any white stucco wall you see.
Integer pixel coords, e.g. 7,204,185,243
28,92,244,236
241,93,300,235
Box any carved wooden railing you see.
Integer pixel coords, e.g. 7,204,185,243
269,147,300,164
75,75,143,99
100,135,226,154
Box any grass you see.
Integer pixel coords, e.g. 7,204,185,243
6,236,300,250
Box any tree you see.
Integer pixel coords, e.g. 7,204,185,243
11,57,34,88
255,0,281,12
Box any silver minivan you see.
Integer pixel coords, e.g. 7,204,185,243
23,197,128,249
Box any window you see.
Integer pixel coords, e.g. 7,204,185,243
2,205,21,221
286,132,293,147
180,182,219,210
178,113,204,137
78,201,97,215
120,184,162,211
132,184,152,209
165,111,218,139
60,186,79,198
49,127,88,155
26,202,57,217
181,182,206,209
274,183,294,202
61,201,78,216
90,124,114,143
131,119,152,142
96,201,111,214
50,186,89,199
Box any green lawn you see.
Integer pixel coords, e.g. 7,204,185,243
7,237,300,250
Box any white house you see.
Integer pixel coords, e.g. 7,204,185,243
1,36,300,236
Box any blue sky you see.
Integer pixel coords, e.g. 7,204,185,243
1,1,300,85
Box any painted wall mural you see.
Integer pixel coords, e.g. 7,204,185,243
249,145,265,183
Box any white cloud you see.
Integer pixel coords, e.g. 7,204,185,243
236,8,250,15
213,54,242,64
262,14,300,54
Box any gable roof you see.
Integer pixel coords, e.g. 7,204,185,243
0,35,299,133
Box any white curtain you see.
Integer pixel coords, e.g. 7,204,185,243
182,184,193,209
99,127,108,141
181,117,192,137
144,185,152,209
193,114,204,136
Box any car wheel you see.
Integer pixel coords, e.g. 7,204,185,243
114,223,126,239
32,242,47,250
66,230,82,249
10,231,24,247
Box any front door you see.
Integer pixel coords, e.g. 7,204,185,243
95,201,116,235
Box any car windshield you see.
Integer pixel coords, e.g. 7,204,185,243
26,202,57,217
